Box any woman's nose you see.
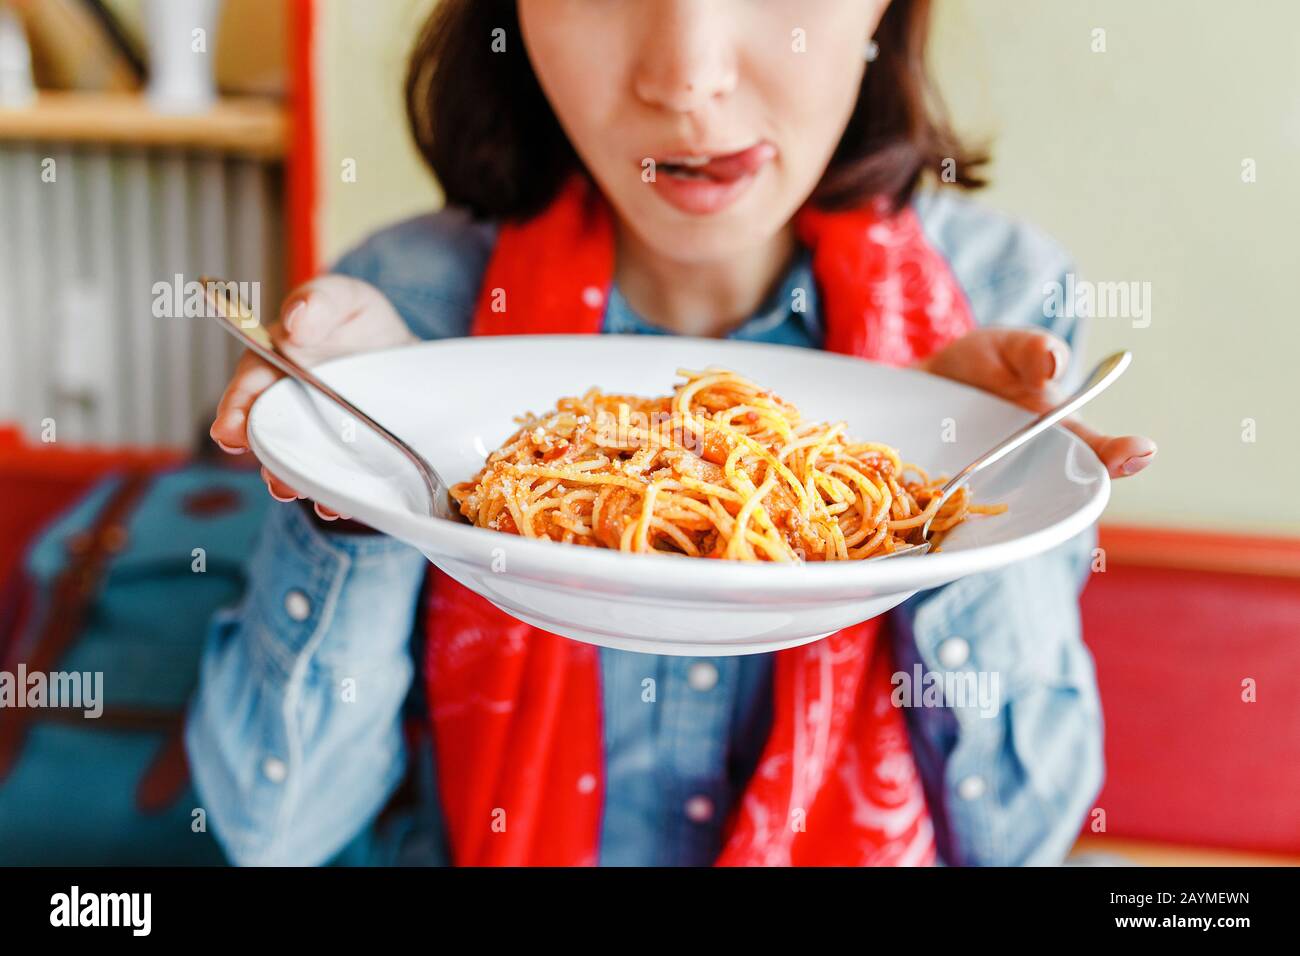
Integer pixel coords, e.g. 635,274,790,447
632,1,738,114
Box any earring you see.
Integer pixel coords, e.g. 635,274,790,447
864,38,879,62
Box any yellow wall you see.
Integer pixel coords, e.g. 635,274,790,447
317,0,439,261
317,0,1300,534
928,0,1300,535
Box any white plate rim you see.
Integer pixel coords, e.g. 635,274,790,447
248,336,1111,599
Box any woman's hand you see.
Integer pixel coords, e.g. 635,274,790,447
209,275,418,518
914,328,1157,479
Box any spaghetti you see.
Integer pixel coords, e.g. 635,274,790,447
451,369,1005,561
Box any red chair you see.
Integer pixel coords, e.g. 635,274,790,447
0,425,184,627
1079,526,1300,859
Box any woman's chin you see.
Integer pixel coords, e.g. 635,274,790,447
626,201,796,265
633,226,770,266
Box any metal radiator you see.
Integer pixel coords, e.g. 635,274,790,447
0,143,283,448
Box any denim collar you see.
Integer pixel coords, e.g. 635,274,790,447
602,247,823,346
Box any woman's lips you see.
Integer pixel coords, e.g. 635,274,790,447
649,142,776,216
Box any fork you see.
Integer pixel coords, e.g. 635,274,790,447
199,276,455,520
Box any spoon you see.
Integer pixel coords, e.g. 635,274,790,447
916,350,1132,542
199,276,455,520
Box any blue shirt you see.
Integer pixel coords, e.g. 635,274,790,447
185,191,1103,867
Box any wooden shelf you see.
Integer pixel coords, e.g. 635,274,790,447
0,91,287,159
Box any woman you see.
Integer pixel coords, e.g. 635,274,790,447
189,0,1155,866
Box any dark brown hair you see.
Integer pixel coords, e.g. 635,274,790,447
406,0,985,221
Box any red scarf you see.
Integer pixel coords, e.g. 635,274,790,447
425,178,973,866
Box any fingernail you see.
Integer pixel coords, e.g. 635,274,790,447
1121,452,1154,475
266,483,296,503
314,504,338,521
1046,346,1066,381
283,300,307,335
214,439,246,455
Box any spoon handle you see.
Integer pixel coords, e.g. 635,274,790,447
922,350,1131,538
199,277,446,517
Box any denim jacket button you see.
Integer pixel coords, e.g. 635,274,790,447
684,795,715,823
937,637,970,669
262,756,288,784
284,589,312,622
687,661,719,692
957,775,986,801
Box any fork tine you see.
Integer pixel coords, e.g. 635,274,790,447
868,541,932,561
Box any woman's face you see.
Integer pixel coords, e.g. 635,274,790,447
518,0,889,263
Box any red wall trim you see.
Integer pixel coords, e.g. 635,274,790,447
286,0,319,288
1099,523,1300,578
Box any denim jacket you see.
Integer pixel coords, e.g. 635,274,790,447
185,190,1103,867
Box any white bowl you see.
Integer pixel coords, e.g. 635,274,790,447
248,336,1108,656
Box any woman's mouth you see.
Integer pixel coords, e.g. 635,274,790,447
649,142,776,216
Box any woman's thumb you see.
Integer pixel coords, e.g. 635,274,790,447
276,276,366,346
